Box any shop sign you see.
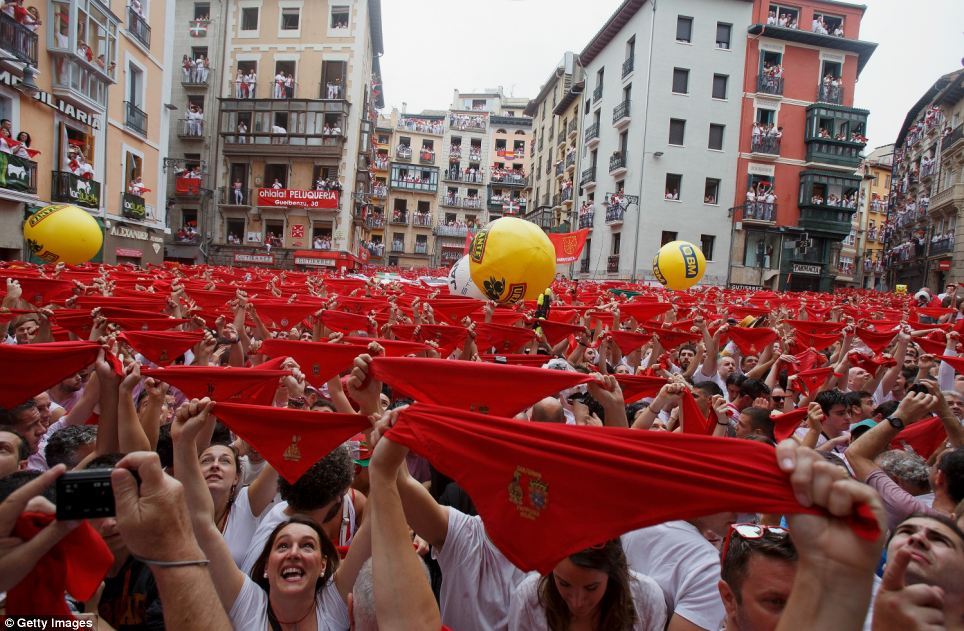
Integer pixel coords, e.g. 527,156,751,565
234,253,275,265
0,71,101,129
792,263,821,275
257,188,339,209
295,256,336,267
122,193,146,220
115,248,142,257
0,153,34,191
939,260,952,271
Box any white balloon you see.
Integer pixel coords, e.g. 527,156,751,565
447,255,485,299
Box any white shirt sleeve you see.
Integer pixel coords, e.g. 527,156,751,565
938,348,957,392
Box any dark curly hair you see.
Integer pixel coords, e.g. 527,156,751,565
45,425,97,469
538,539,638,630
278,446,353,512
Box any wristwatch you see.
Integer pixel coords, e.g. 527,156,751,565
885,415,905,430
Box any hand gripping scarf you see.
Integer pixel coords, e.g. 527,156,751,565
212,402,371,483
790,367,834,397
250,300,321,330
855,327,898,355
427,299,484,324
480,354,555,367
639,325,701,351
319,309,374,335
913,335,949,357
118,330,205,366
369,357,596,417
385,403,881,574
0,341,100,408
1,276,75,306
772,407,809,442
846,352,897,376
790,330,840,352
140,366,288,404
259,339,368,387
342,336,430,357
679,389,713,435
889,416,947,459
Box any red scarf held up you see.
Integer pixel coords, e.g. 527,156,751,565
391,324,468,355
847,352,896,376
790,367,834,396
889,416,947,458
489,310,526,327
786,348,827,375
618,301,673,323
0,341,100,408
725,327,779,355
0,276,75,306
369,357,596,417
118,330,204,366
855,327,898,355
108,316,190,331
212,402,371,483
615,374,668,404
535,319,586,346
6,513,113,618
772,408,809,442
783,319,847,335
319,309,374,335
790,330,840,352
260,339,368,386
473,322,536,354
639,325,700,351
342,336,430,357
140,366,288,404
913,335,948,357
604,330,654,355
480,354,553,367
250,300,320,330
385,403,881,574
679,389,714,435
427,299,484,324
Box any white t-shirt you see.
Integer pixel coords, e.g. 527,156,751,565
432,507,533,631
240,502,290,574
223,487,271,569
508,570,667,630
228,573,348,630
621,521,724,631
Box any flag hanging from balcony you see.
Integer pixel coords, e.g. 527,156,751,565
189,20,208,37
547,229,590,264
502,201,520,214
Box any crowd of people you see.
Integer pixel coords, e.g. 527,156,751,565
234,69,259,99
765,9,798,29
444,166,485,183
449,113,487,132
490,167,526,184
758,62,784,93
325,79,344,100
0,119,37,160
821,74,843,102
181,54,210,84
272,71,296,99
312,234,333,250
398,118,445,135
127,176,150,197
2,263,964,631
315,178,343,192
811,15,845,37
746,183,777,220
751,122,784,153
809,190,858,209
175,224,199,243
184,104,205,137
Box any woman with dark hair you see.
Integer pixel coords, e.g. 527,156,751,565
509,539,666,630
173,398,369,630
16,131,30,147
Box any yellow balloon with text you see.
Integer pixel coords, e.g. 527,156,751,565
468,216,556,304
22,204,103,264
652,240,706,290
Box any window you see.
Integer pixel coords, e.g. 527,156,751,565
226,218,245,241
193,3,210,19
281,8,300,30
673,68,689,94
709,75,728,101
612,232,621,255
128,63,144,107
626,36,635,61
700,235,716,260
330,6,350,29
676,16,693,43
704,178,720,204
716,22,732,49
240,7,259,31
669,119,686,146
661,231,678,246
744,232,779,268
665,173,682,199
708,124,725,150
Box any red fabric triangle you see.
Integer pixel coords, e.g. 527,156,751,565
6,513,113,617
0,276,75,306
915,307,955,319
790,367,833,396
342,336,430,357
323,278,368,294
140,366,288,404
119,330,204,366
335,296,390,314
855,327,898,354
604,330,654,355
47,309,94,339
391,324,468,355
428,299,484,324
889,416,947,459
784,319,847,335
548,309,579,324
75,295,169,310
725,327,779,355
184,289,237,310
639,325,700,350
788,348,827,374
0,341,100,408
251,300,321,330
319,309,374,335
108,316,190,331
615,375,668,403
385,403,881,574
773,408,808,442
937,355,964,375
480,354,553,367
846,352,896,376
618,301,673,322
488,310,526,326
727,305,771,319
260,339,368,387
914,336,949,356
535,319,586,346
679,389,713,435
212,402,371,483
370,357,595,417
473,322,536,354
791,330,840,352
862,319,902,332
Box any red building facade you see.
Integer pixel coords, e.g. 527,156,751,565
728,0,876,291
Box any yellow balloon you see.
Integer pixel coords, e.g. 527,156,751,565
468,217,556,304
23,204,103,264
652,240,706,290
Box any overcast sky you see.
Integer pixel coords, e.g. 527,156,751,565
379,0,963,147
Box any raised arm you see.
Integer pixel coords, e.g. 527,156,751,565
844,392,937,482
117,363,151,453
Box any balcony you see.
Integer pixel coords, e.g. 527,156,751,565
555,161,564,177
942,125,963,154
220,186,251,206
930,183,964,213
414,242,430,255
607,255,620,274
51,171,100,208
121,192,148,220
0,11,38,65
181,63,211,88
490,195,524,213
172,176,203,198
738,202,776,223
930,237,954,256
567,118,578,139
920,160,937,179
612,100,631,127
805,138,864,167
449,114,487,132
177,118,205,140
365,216,385,229
609,152,627,176
395,146,412,161
580,257,591,274
440,195,462,209
390,242,405,253
798,204,855,238
443,169,484,184
397,118,445,135
419,150,436,165
593,84,603,102
372,157,389,172
390,177,438,194
751,135,781,156
127,7,151,48
371,185,388,199
412,213,433,228
561,187,573,204
757,74,784,96
580,167,596,187
219,99,350,157
434,224,469,237
622,57,634,78
606,205,625,225
125,101,148,136
579,210,594,229
0,155,37,195
448,148,462,161
817,82,843,105
463,196,483,210
585,123,600,147
468,150,483,161
565,152,576,171
390,211,409,226
489,172,527,187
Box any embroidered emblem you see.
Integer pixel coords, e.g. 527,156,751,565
508,466,549,520
283,435,302,462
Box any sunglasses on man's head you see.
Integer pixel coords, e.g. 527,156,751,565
721,523,789,565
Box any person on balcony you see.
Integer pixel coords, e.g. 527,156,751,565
185,166,202,180
227,232,241,244
128,176,149,197
187,104,203,137
244,70,256,99
195,55,208,83
271,124,287,144
237,120,248,144
235,69,244,98
66,146,95,180
284,73,294,98
273,71,285,99
270,178,283,190
232,179,244,205
182,55,194,83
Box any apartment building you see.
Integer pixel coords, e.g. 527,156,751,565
887,69,964,291
574,0,751,283
0,0,173,264
727,0,877,291
208,0,384,271
524,52,584,244
849,144,892,289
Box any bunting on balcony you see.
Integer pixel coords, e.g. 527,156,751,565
547,229,590,264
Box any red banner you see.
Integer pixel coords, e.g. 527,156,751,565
175,177,201,195
256,188,339,209
548,229,590,263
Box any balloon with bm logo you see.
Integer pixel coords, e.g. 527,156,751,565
652,240,706,290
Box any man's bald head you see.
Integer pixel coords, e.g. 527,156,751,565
531,397,565,424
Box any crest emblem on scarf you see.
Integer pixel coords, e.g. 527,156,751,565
158,349,169,363
283,435,302,462
508,466,549,520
